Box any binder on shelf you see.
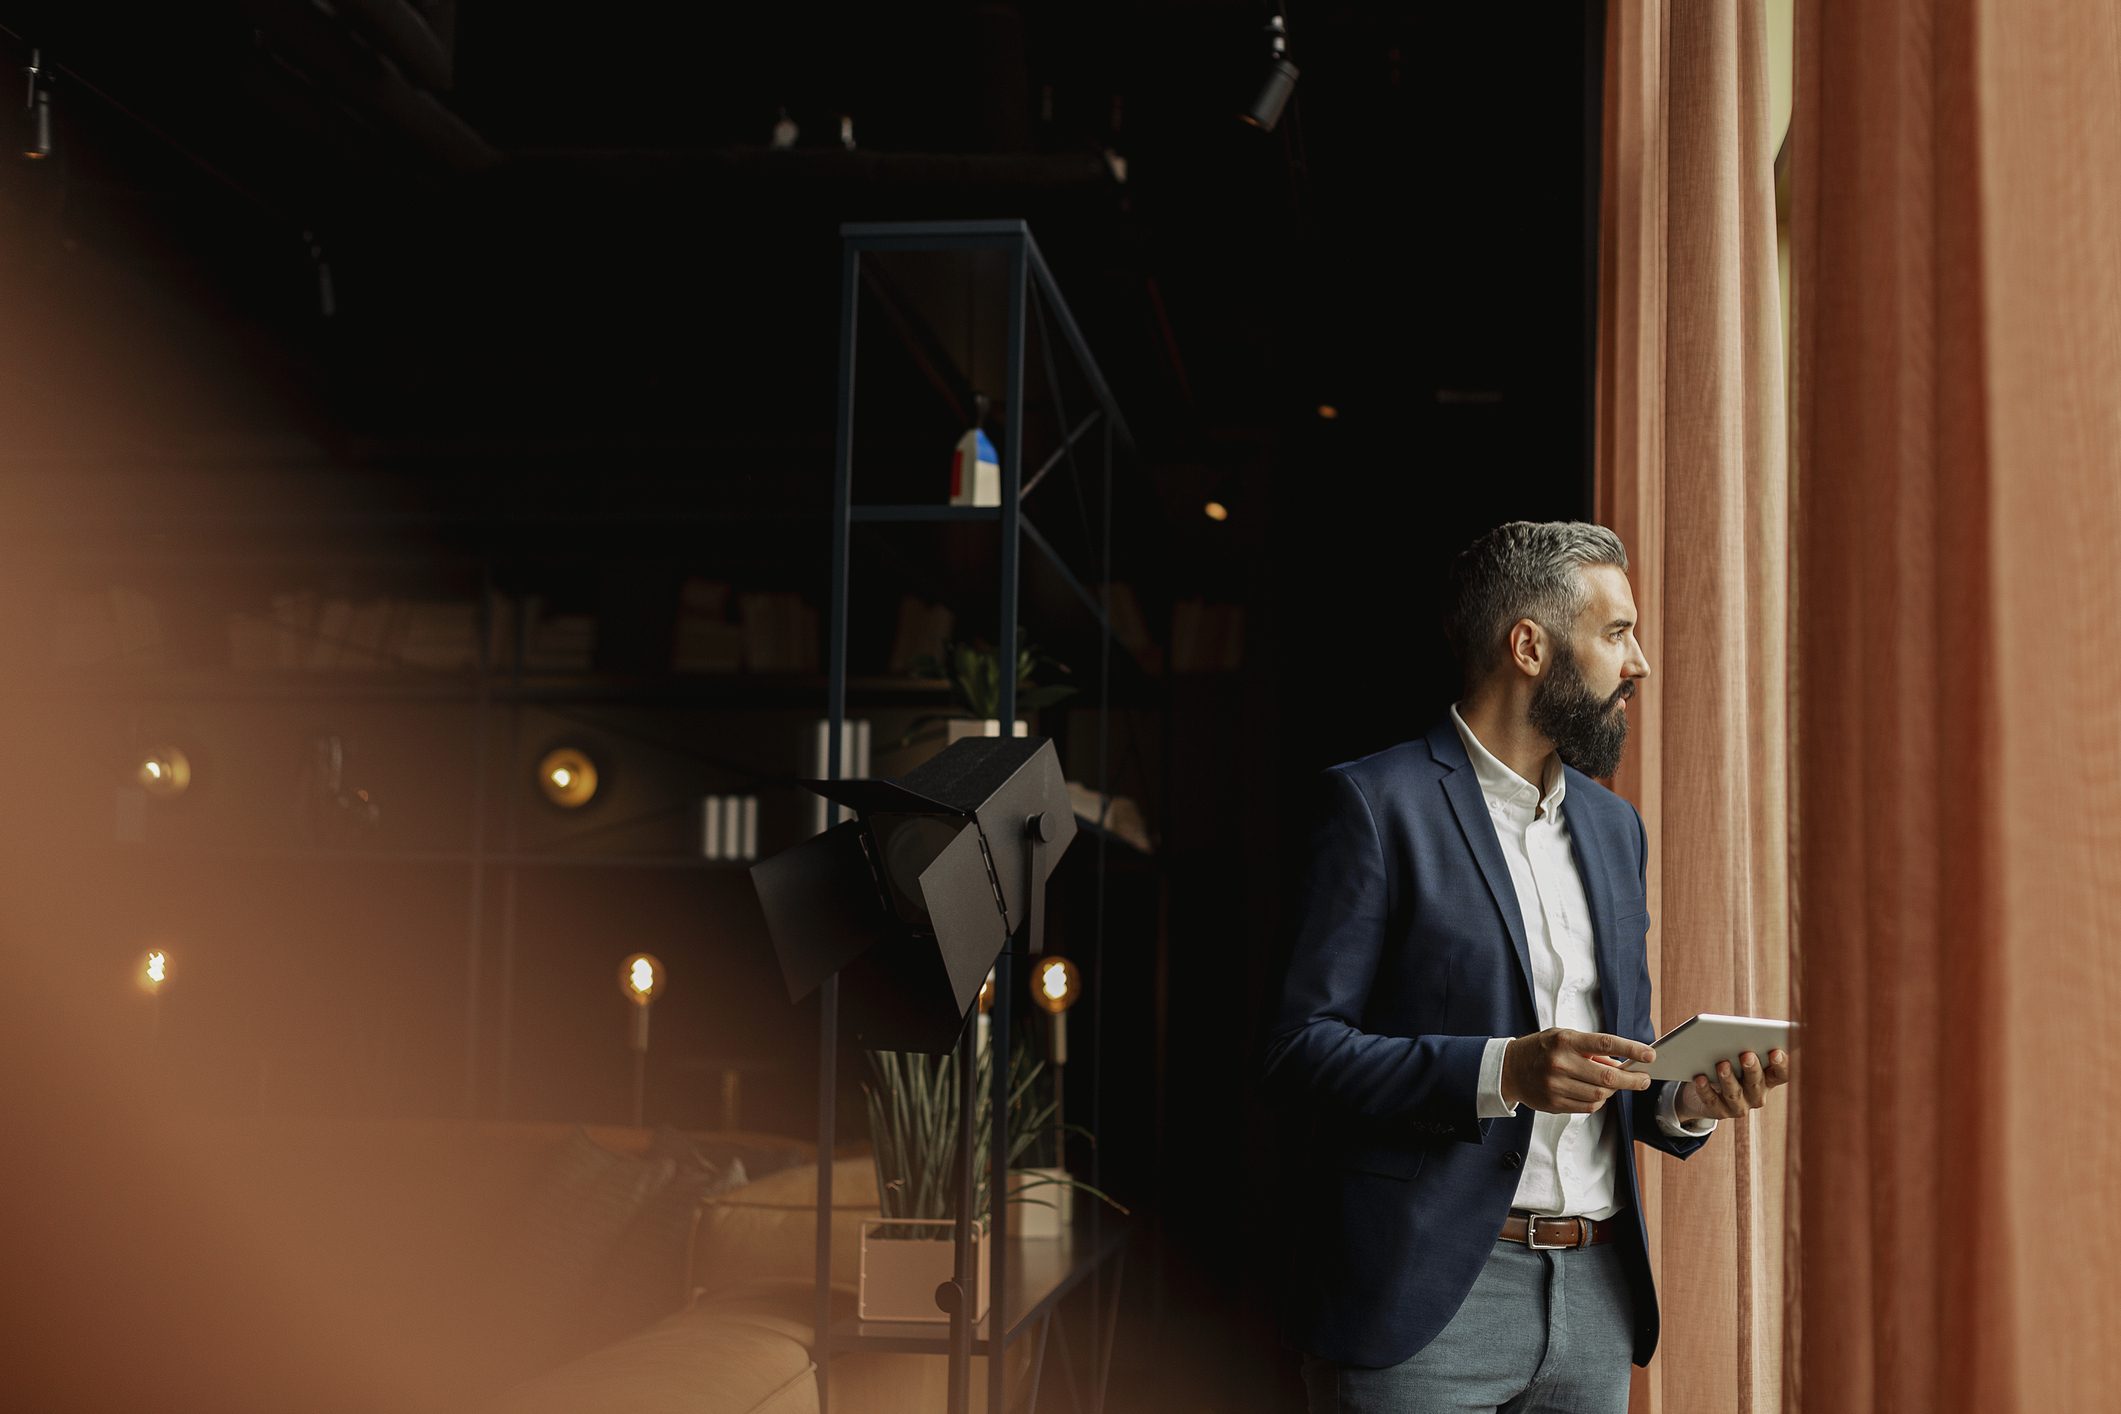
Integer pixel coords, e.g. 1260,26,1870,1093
700,794,761,861
810,718,872,835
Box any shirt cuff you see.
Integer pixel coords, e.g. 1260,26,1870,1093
1477,1036,1519,1119
1656,1078,1717,1138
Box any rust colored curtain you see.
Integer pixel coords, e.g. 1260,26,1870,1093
1596,4,1790,1412
1788,0,2121,1409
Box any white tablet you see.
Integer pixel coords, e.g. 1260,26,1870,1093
1619,1013,1796,1083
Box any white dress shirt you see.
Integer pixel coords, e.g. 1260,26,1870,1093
1450,705,1712,1220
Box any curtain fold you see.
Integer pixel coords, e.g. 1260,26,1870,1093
1595,5,1790,1412
1789,0,2121,1408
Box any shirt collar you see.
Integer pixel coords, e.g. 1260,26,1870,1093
1449,702,1566,822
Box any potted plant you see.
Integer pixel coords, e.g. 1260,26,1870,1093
1003,1029,1075,1239
857,1037,1123,1322
907,634,1076,748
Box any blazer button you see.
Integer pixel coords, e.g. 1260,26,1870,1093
1503,1151,1523,1170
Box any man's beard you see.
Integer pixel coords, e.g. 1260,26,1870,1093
1527,638,1632,780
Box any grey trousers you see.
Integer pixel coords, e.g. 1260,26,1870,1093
1301,1240,1637,1414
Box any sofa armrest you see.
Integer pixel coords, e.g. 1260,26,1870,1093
690,1155,880,1297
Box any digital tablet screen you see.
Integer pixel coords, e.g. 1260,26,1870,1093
1619,1013,1796,1083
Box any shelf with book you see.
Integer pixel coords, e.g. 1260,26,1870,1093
809,219,1162,1414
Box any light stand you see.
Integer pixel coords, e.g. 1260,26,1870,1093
1032,955,1082,1181
751,736,1076,1414
619,953,664,1127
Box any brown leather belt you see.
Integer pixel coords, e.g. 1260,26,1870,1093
1498,1211,1618,1249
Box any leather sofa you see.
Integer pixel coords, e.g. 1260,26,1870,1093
162,1116,1019,1413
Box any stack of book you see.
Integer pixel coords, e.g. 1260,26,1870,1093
738,591,820,673
671,577,744,672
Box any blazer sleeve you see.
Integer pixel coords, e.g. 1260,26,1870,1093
1621,800,1709,1160
1260,768,1491,1142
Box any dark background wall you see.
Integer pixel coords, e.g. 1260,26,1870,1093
0,4,1602,1408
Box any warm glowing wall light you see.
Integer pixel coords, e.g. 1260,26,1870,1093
140,948,169,994
1316,403,1339,420
1031,956,1081,1015
620,952,665,1005
619,952,665,1121
538,747,599,807
137,747,192,799
1203,500,1230,522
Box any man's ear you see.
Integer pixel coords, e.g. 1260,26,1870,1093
1507,619,1547,679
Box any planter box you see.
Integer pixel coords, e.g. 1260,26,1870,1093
945,718,1029,743
858,1217,991,1323
1008,1167,1072,1239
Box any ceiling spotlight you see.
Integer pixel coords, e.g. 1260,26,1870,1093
1204,500,1230,522
22,49,52,161
537,747,599,808
137,746,192,800
1238,17,1300,133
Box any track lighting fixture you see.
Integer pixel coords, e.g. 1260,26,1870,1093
1239,16,1300,133
22,48,52,160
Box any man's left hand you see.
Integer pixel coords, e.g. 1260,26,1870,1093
1673,1049,1791,1123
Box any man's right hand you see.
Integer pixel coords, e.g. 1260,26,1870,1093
1500,1030,1655,1114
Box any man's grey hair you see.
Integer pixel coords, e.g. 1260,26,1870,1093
1444,521,1630,679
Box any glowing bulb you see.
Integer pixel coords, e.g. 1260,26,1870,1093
1203,500,1229,522
618,952,664,1005
1316,403,1339,420
977,969,996,1013
139,948,170,995
136,746,191,798
537,748,598,808
1031,955,1080,1014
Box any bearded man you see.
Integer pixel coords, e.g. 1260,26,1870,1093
1264,520,1789,1413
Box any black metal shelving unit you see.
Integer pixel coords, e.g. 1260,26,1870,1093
815,219,1143,1414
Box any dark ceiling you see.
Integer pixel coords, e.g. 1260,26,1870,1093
0,0,1602,751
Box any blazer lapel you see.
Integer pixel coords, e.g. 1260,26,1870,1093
1565,800,1628,1036
1428,725,1537,1014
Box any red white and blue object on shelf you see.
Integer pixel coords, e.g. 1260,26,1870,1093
949,428,1001,508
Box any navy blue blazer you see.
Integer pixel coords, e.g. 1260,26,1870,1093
1263,719,1705,1370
